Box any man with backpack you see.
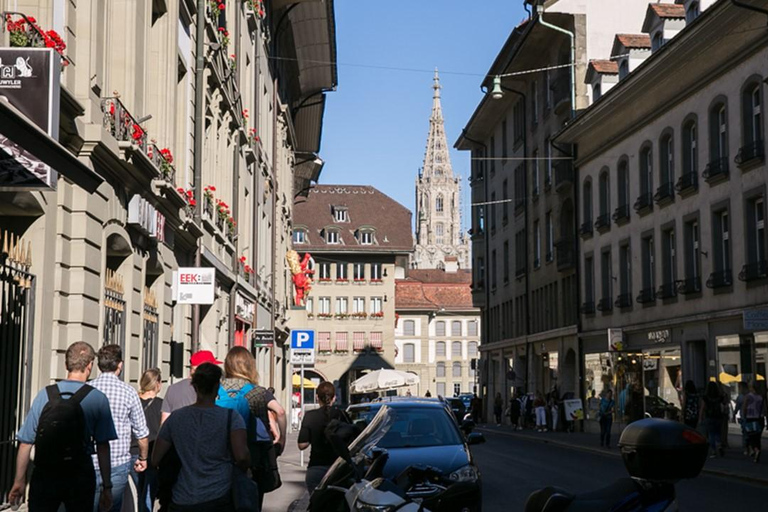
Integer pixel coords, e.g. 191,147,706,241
90,345,150,512
9,342,117,511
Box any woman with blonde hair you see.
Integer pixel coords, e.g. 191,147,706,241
218,347,287,507
131,368,163,511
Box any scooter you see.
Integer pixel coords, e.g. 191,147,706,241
524,418,709,512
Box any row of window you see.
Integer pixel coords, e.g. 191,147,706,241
583,196,766,312
401,319,479,337
315,262,384,281
316,331,383,352
582,80,764,233
400,343,479,366
307,296,384,315
293,227,377,246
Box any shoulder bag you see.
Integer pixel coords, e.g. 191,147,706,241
227,409,261,512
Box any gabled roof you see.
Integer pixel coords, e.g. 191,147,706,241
395,278,475,311
292,185,413,253
589,59,619,75
643,3,686,32
615,34,652,49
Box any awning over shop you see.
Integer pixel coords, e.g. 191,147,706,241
0,97,102,193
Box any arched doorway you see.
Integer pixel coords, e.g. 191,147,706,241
103,231,132,354
561,348,577,395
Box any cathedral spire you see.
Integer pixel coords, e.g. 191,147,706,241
422,69,452,180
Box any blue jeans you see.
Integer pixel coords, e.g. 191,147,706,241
94,459,132,512
599,416,613,447
705,418,722,452
130,455,158,512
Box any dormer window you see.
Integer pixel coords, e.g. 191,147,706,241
292,229,307,244
619,60,629,80
358,229,375,245
686,1,700,24
593,82,602,101
652,32,664,52
332,206,348,223
326,230,340,244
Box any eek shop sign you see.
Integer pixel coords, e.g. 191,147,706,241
176,267,215,304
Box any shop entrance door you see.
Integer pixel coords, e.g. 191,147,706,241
642,348,682,421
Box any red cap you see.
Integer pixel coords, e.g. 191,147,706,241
190,350,222,367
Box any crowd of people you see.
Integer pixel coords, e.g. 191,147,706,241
9,342,288,512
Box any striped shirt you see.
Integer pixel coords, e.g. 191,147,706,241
90,372,149,468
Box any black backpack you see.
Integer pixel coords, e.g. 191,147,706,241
34,384,93,469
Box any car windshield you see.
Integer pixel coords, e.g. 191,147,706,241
347,406,380,430
349,405,463,454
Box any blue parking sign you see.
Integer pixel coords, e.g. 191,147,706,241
291,330,315,350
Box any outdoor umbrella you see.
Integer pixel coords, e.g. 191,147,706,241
350,369,420,393
292,374,316,389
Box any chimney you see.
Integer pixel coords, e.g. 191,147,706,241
444,256,458,274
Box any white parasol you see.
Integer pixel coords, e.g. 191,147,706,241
350,369,420,393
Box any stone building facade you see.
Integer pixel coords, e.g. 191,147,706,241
455,0,650,421
413,71,470,271
394,267,481,398
291,185,413,404
556,0,768,430
0,0,336,492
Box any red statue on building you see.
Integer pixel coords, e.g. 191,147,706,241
286,250,314,306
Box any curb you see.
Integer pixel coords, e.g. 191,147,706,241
478,427,768,488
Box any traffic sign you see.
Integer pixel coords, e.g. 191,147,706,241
291,330,315,365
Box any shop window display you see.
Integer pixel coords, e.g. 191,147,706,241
584,352,643,423
717,333,768,428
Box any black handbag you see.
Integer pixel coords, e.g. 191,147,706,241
251,441,282,493
227,409,262,512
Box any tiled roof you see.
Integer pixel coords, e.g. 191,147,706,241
589,59,619,75
293,185,413,252
396,269,475,310
615,34,652,49
649,3,686,19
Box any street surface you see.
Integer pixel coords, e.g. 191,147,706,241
472,430,767,511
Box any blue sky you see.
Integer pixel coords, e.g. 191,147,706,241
319,1,528,228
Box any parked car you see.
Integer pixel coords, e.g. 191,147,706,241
458,393,474,411
444,396,467,423
312,399,484,512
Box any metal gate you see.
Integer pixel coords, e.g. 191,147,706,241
103,269,126,351
142,287,158,371
0,232,35,504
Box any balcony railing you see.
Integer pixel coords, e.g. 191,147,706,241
706,269,732,289
515,266,526,278
555,239,575,271
580,221,593,237
703,157,729,183
612,204,630,224
597,297,613,312
101,97,177,185
554,161,574,192
636,288,656,304
739,260,768,282
677,276,702,295
675,172,698,195
615,293,632,309
581,301,596,315
594,213,610,232
653,182,675,204
634,192,653,213
657,282,677,299
735,140,765,166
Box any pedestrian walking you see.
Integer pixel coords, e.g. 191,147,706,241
508,394,521,431
494,392,503,426
130,368,164,512
161,350,222,423
598,390,615,448
681,380,700,429
425,390,432,397
90,345,150,512
742,382,764,463
626,382,644,424
9,342,117,512
152,363,250,512
298,381,350,494
700,381,726,458
534,393,547,432
734,382,748,455
470,393,480,423
549,389,560,432
218,347,287,508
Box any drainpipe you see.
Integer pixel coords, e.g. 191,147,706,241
730,0,768,19
500,84,530,396
270,76,278,389
535,4,576,118
191,0,206,353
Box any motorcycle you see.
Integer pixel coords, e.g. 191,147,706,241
524,418,709,512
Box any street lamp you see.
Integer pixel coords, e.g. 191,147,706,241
490,75,504,100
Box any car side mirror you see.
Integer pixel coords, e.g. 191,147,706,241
467,432,486,445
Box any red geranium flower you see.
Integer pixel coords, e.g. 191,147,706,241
189,199,197,207
177,187,185,195
240,256,247,263
218,3,225,10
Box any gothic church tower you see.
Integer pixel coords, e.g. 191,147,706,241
413,70,470,270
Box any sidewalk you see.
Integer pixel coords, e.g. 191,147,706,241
262,433,310,512
478,424,768,486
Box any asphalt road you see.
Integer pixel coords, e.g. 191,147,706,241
471,430,767,511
